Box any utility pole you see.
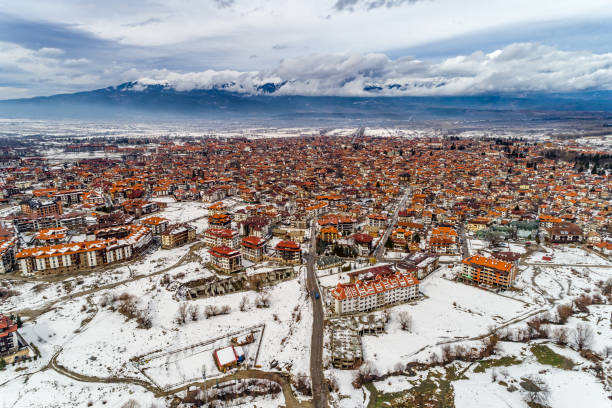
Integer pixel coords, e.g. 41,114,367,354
202,365,208,406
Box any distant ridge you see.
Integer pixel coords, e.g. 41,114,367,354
1,81,612,121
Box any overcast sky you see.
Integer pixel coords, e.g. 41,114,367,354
1,0,612,99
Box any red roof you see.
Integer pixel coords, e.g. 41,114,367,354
242,236,265,248
209,245,240,257
275,240,300,252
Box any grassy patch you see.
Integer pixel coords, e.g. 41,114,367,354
366,366,460,408
473,356,522,373
530,344,574,369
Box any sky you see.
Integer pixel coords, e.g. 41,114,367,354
1,0,612,99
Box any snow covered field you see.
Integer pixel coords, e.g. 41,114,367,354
325,246,612,408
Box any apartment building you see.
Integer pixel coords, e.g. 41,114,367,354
161,224,196,249
16,224,151,276
460,255,517,288
275,240,302,264
204,228,240,249
331,272,419,315
209,245,242,273
241,236,266,262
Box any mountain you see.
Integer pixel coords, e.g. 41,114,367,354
1,81,612,122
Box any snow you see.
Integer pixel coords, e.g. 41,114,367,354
359,270,533,373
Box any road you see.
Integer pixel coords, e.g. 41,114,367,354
458,222,469,258
306,217,327,408
372,188,411,261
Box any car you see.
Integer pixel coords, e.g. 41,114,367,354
313,290,320,300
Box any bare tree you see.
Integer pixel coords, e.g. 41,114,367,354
294,372,312,396
572,323,594,350
239,296,250,311
255,293,270,308
176,302,188,325
398,311,412,332
520,375,550,407
188,304,200,321
440,344,453,364
556,304,573,324
551,327,569,346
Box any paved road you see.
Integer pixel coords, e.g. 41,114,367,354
306,218,327,408
458,222,469,258
372,188,411,261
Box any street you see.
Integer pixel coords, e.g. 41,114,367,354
372,188,411,261
306,218,328,408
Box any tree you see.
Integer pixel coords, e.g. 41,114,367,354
0,358,5,370
572,323,594,350
188,304,200,321
413,233,421,243
551,327,569,346
176,303,188,325
556,304,573,324
398,311,412,332
520,375,550,407
385,237,393,249
239,296,250,312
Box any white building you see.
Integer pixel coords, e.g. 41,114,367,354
330,273,419,315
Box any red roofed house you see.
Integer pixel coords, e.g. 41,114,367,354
241,236,266,262
330,272,419,314
0,314,30,364
209,246,242,273
275,240,302,264
352,233,373,257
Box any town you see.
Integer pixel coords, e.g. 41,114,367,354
0,126,611,408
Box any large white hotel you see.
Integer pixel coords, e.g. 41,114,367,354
330,272,419,315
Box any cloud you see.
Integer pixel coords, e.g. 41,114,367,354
133,43,612,96
333,0,425,12
36,47,65,57
213,0,235,9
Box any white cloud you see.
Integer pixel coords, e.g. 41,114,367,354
132,43,612,96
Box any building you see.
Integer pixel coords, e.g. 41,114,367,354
239,216,271,237
320,226,340,242
20,199,62,217
0,237,17,274
140,216,169,235
16,225,151,276
467,217,490,232
330,272,419,315
352,233,373,257
275,240,302,264
213,345,245,372
33,227,68,246
209,246,242,273
367,213,386,231
395,252,439,280
208,213,231,228
594,241,612,256
161,224,196,249
460,255,517,288
241,236,266,262
546,223,583,243
204,228,240,249
0,314,30,364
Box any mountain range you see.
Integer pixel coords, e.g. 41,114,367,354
1,81,612,123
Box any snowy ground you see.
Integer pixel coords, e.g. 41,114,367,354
526,245,611,265
326,246,612,407
1,235,311,407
